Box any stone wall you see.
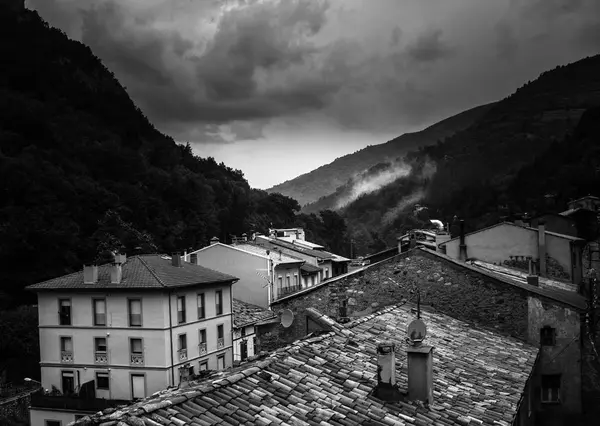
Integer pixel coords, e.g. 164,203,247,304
0,392,32,425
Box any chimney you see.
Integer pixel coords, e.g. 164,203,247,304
210,236,219,246
407,344,434,404
83,265,98,284
408,232,416,249
527,275,539,287
538,220,547,277
114,253,126,264
458,219,467,261
376,341,396,388
111,263,122,284
242,233,248,242
172,252,182,267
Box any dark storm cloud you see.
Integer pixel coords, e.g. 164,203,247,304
406,29,454,63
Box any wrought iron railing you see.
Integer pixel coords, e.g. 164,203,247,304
94,352,108,364
217,338,224,349
130,353,144,365
178,348,187,361
198,343,207,355
61,351,73,363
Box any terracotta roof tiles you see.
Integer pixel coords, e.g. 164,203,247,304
233,299,276,328
72,303,538,426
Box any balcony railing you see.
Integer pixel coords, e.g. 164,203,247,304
278,285,302,298
94,352,108,364
198,343,207,355
30,394,129,412
130,353,144,365
217,338,224,349
178,349,187,361
61,351,73,363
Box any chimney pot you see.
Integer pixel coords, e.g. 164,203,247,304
210,236,219,246
83,265,98,284
172,252,182,267
458,220,467,261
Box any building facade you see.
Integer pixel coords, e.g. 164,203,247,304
26,254,238,426
187,242,305,306
232,299,276,364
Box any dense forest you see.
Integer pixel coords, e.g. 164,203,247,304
338,54,600,248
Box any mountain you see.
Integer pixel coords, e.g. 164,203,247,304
340,54,600,253
0,3,304,306
266,102,495,207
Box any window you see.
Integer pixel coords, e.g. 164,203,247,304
540,326,556,346
215,290,223,315
96,372,109,390
197,293,205,319
131,374,145,400
60,337,73,352
93,299,106,326
178,334,187,350
294,274,298,286
128,299,142,327
177,296,186,323
95,337,107,353
199,329,207,344
277,276,283,289
94,337,108,364
217,324,224,340
217,355,225,370
286,275,291,287
59,299,71,325
325,268,329,279
61,371,74,394
130,338,143,355
45,421,61,426
199,361,208,371
241,327,246,337
541,374,561,403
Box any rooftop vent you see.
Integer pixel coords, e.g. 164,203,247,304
83,265,98,284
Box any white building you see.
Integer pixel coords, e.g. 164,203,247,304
232,299,277,363
25,254,238,426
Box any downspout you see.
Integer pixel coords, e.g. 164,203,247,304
230,280,234,366
168,290,175,386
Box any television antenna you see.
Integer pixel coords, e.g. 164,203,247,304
407,290,427,346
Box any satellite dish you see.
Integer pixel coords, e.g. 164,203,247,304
280,309,294,328
407,319,427,344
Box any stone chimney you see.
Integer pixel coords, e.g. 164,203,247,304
374,342,398,400
458,220,467,261
407,344,434,404
172,252,182,267
538,220,547,277
83,265,98,284
210,236,219,245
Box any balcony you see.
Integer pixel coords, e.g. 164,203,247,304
178,349,187,361
278,285,302,298
217,338,224,349
30,393,129,412
198,343,207,355
61,351,73,363
130,353,144,366
94,352,108,364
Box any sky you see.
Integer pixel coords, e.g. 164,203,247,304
27,0,600,189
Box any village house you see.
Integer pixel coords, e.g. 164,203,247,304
264,247,594,425
232,299,276,364
438,220,586,290
25,254,238,426
71,302,539,426
185,240,305,307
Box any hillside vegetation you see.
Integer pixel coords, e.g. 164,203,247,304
340,54,600,253
0,5,334,307
267,103,495,206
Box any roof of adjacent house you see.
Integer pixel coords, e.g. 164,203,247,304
278,237,325,250
255,236,335,260
26,255,238,291
300,263,322,274
72,303,539,426
559,207,597,217
438,221,585,246
233,299,277,328
232,243,304,265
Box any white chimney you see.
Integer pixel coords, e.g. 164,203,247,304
407,345,434,404
83,265,98,284
377,342,396,387
114,253,126,264
111,263,122,284
210,236,219,246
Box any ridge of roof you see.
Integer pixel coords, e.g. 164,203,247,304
137,255,165,287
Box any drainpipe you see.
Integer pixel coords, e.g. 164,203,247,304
168,290,175,386
458,220,468,262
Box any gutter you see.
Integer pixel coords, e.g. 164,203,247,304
168,290,175,386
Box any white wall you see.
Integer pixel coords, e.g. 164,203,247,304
193,244,270,308
31,408,88,426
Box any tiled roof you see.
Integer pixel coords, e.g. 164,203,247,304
26,255,238,291
438,221,584,246
72,304,538,426
232,243,304,265
233,299,276,328
256,236,335,260
300,263,322,274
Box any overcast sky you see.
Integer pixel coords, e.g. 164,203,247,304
27,0,600,189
